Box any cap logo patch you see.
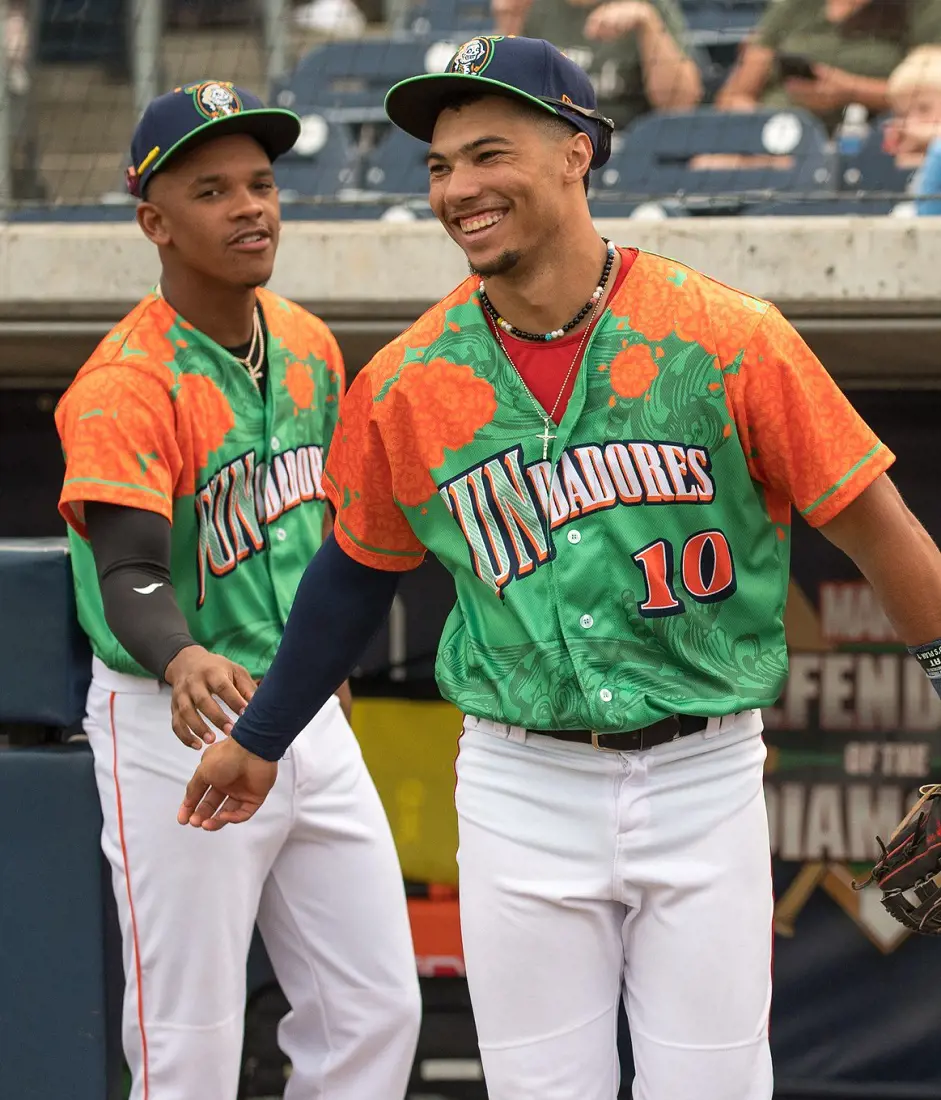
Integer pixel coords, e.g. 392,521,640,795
189,81,243,120
448,36,503,76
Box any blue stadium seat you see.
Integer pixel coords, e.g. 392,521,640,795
597,108,837,214
681,0,765,45
680,0,767,95
400,0,494,37
363,125,431,199
274,112,364,198
273,39,447,123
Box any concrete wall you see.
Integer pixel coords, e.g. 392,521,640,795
2,217,939,386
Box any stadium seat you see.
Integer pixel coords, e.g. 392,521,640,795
681,0,765,45
399,0,494,37
274,112,365,198
363,125,432,200
35,0,128,70
598,108,837,215
274,39,453,123
681,0,766,88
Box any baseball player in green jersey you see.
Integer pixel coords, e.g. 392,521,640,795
175,41,941,1100
54,82,420,1099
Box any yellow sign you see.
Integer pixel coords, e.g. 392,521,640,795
351,697,463,886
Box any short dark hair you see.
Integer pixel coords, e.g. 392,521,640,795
435,90,591,193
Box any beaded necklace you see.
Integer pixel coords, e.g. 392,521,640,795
478,238,616,342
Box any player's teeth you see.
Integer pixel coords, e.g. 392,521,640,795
462,212,503,233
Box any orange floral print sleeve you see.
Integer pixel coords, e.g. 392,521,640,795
56,368,183,538
724,305,895,527
323,364,427,572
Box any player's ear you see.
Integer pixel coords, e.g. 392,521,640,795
564,132,593,188
137,200,172,248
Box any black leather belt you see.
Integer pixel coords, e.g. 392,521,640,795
540,713,710,753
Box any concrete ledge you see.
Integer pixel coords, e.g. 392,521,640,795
1,216,936,318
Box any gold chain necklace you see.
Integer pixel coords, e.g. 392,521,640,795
236,306,264,388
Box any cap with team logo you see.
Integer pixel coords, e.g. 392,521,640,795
384,36,614,169
126,80,301,198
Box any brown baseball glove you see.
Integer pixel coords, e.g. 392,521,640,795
854,783,941,934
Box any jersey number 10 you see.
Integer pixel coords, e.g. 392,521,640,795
631,530,736,618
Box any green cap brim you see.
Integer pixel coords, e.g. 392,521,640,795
150,108,302,180
384,72,559,145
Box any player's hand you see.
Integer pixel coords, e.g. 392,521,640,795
177,736,278,831
584,1,655,39
164,645,257,749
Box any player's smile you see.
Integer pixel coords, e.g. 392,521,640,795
451,207,510,249
456,208,507,234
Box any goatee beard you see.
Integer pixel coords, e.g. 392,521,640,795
468,249,521,279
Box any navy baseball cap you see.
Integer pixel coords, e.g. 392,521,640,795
126,80,301,198
384,36,614,169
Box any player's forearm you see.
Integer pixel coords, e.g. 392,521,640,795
821,474,941,647
85,502,196,679
230,534,400,760
638,13,702,109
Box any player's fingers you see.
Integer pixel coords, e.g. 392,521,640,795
202,798,260,830
178,694,218,744
178,770,213,824
208,677,251,721
170,708,204,750
231,665,257,704
187,786,229,827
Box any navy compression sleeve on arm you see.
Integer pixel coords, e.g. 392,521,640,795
231,533,401,760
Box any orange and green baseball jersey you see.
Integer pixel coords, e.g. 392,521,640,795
324,249,894,732
55,288,344,679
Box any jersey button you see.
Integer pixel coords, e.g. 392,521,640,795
599,688,613,703
579,614,594,629
567,530,581,545
275,527,287,542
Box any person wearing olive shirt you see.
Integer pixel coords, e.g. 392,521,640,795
717,0,941,133
495,0,703,129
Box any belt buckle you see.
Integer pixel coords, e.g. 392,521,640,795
590,730,622,753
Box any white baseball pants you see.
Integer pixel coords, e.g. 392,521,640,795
455,710,773,1100
83,657,421,1100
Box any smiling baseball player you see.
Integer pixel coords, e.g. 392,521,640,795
174,41,941,1100
54,81,420,1100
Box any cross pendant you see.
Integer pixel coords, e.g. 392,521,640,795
537,418,556,461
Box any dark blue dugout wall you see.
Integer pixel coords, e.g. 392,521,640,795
0,744,124,1100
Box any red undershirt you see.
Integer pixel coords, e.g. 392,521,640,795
488,247,638,425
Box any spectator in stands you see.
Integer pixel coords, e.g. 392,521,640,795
5,0,45,201
875,45,941,211
4,0,29,95
715,0,941,133
884,44,941,165
494,0,703,129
